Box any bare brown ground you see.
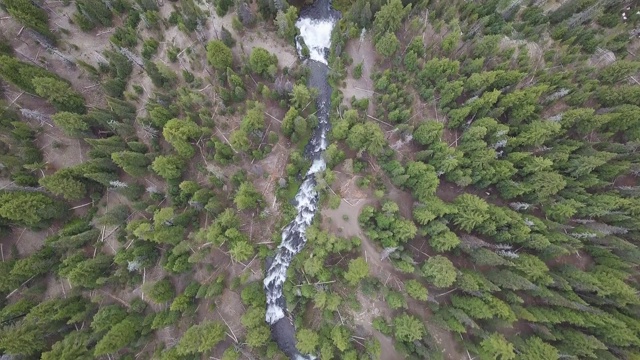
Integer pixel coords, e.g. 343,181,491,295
214,289,246,340
547,249,595,270
352,291,402,360
322,178,466,360
3,227,54,257
342,34,376,111
199,3,298,69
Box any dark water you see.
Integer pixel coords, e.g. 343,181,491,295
263,0,339,358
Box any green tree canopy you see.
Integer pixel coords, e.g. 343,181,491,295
375,31,400,57
41,331,92,360
94,317,140,356
175,321,226,355
0,191,64,228
372,0,411,38
296,328,319,354
32,77,86,114
52,112,90,136
479,333,515,360
234,181,263,210
206,40,233,70
405,279,429,301
393,313,424,342
163,118,201,158
39,171,87,201
249,47,278,77
344,257,369,286
422,255,457,288
151,155,185,180
111,151,151,177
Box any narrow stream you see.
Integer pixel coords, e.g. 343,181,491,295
263,0,339,358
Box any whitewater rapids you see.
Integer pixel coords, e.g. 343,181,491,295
263,0,339,358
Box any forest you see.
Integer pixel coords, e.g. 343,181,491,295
0,0,639,359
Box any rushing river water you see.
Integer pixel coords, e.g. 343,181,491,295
262,0,339,358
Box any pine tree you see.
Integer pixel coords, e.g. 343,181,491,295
234,182,263,210
151,155,185,180
94,317,140,356
478,333,515,360
175,321,226,355
422,255,457,288
344,257,369,286
393,313,424,342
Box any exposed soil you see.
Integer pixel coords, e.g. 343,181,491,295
436,180,506,207
202,7,298,69
352,291,402,360
341,33,376,110
547,249,595,271
321,183,467,359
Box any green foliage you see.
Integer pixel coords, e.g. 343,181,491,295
0,55,59,93
41,331,92,360
353,62,363,79
290,84,313,109
112,151,151,177
385,290,407,309
148,278,175,303
91,305,128,334
59,253,112,288
142,39,159,59
94,317,140,356
249,47,278,77
163,118,201,158
0,191,64,227
4,0,53,39
344,257,369,286
230,102,268,156
372,0,411,38
375,31,400,57
414,120,444,146
422,255,457,288
393,313,424,342
359,201,417,248
346,122,386,156
331,325,351,352
234,181,264,210
478,333,515,360
39,171,87,201
73,0,112,31
452,194,489,232
151,155,185,180
206,40,233,70
175,321,225,355
405,279,428,301
297,328,319,353
275,6,298,40
519,336,559,360
52,112,90,136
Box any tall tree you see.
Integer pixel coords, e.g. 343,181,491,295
175,321,226,355
206,40,233,70
422,255,457,288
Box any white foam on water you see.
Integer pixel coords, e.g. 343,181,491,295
307,159,326,175
296,18,336,64
265,12,335,359
264,174,321,324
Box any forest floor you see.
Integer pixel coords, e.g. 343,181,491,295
322,195,467,360
342,32,376,110
0,2,293,357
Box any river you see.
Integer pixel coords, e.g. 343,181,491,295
262,0,340,358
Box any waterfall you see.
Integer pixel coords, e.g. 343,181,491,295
263,0,339,358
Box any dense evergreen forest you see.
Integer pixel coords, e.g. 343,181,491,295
0,0,639,358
